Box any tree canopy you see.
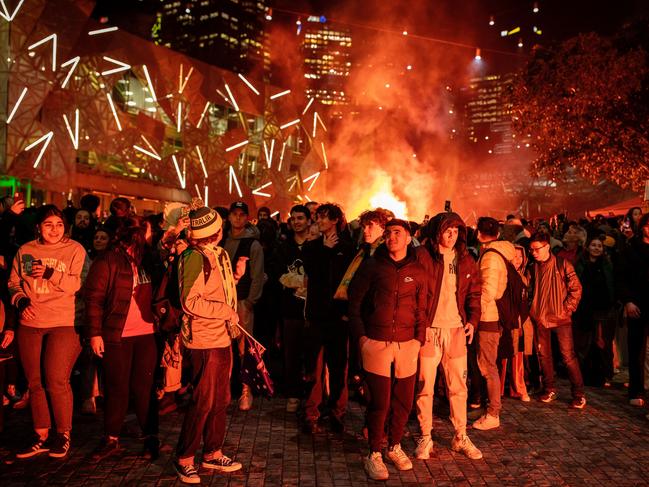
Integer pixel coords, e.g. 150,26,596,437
511,25,649,192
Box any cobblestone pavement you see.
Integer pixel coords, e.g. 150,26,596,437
1,376,649,486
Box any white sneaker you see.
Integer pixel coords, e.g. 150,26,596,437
472,413,500,430
451,434,483,460
414,435,433,460
386,443,413,471
286,397,300,413
364,452,389,480
238,385,253,411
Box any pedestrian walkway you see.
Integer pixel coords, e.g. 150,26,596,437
1,378,648,486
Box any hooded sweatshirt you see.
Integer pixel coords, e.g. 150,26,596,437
223,223,264,304
417,212,481,328
8,238,88,328
478,239,516,326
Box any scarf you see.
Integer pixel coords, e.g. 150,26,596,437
334,238,383,300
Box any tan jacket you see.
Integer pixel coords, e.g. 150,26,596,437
478,240,516,323
178,245,235,349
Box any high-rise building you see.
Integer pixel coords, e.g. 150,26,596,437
153,0,270,75
299,16,352,106
461,73,518,156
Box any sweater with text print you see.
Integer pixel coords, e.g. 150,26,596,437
8,238,88,328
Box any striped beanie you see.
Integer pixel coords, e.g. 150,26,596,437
189,206,222,239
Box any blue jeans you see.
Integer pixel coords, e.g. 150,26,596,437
176,346,232,460
536,324,584,397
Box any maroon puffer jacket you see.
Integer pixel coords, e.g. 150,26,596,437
349,244,428,345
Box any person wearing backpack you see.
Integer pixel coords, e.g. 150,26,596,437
474,217,516,431
528,232,586,409
413,212,483,461
174,206,243,484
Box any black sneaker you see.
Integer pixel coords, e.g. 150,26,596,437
201,455,242,473
16,434,50,459
91,437,122,463
49,432,70,458
174,461,201,484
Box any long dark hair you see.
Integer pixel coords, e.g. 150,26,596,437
36,204,70,243
112,216,146,266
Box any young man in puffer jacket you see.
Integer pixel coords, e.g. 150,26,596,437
349,219,427,481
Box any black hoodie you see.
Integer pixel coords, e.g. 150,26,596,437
415,212,481,327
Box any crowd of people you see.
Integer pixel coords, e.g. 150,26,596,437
0,192,647,483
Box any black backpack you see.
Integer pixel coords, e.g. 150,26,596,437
152,250,211,334
482,248,529,330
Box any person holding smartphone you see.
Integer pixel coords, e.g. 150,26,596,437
8,205,88,459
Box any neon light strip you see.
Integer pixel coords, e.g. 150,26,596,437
28,33,57,71
176,101,182,132
229,166,243,197
171,155,186,188
0,0,25,21
197,101,210,128
140,134,159,157
179,66,194,94
142,65,157,102
304,194,312,202
25,131,53,168
88,26,118,35
312,111,317,138
204,186,209,206
270,89,291,100
252,181,272,197
280,119,300,130
225,140,249,152
60,56,80,89
321,142,328,169
224,83,239,112
6,87,27,124
133,145,161,160
316,112,327,132
62,109,79,149
106,93,122,131
238,73,260,95
278,142,287,171
302,171,320,191
196,146,208,178
101,56,131,76
271,211,279,218
302,97,315,115
194,183,202,199
263,139,275,168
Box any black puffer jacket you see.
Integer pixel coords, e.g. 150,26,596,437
349,244,428,344
416,212,481,326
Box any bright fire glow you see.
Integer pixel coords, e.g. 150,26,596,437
369,191,409,219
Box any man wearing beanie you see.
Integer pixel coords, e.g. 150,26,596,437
174,206,242,484
349,219,427,481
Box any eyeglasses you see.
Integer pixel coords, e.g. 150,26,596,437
529,244,548,253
